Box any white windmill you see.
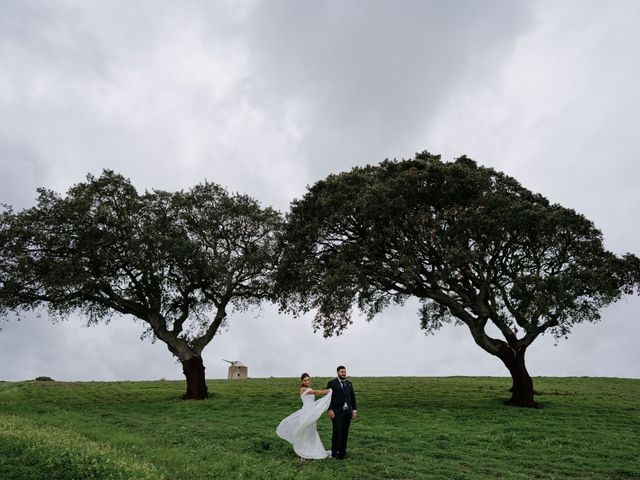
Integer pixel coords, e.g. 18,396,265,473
223,359,248,379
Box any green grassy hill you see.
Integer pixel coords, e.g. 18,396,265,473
1,377,638,479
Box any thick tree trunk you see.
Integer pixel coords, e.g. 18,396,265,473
497,345,541,408
181,356,208,400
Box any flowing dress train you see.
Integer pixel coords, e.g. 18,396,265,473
276,388,332,459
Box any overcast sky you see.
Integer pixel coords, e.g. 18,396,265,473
1,0,639,383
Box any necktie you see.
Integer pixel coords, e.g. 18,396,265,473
340,381,348,410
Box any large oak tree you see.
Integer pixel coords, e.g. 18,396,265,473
0,171,282,399
276,153,639,407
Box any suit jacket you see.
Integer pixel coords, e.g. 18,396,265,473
327,378,357,415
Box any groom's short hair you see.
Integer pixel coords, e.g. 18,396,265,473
336,365,346,372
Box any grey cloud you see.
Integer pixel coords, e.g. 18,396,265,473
243,0,533,182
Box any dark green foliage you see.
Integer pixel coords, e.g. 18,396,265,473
278,153,638,340
1,171,282,340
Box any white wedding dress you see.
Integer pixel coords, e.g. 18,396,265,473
276,388,332,459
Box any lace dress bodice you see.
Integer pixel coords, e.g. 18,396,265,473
301,391,316,408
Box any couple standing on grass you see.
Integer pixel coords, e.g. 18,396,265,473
276,365,358,460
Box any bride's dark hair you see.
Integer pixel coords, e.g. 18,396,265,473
300,373,310,384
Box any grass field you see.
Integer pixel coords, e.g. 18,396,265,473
0,376,638,480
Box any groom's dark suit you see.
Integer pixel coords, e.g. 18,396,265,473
327,377,357,459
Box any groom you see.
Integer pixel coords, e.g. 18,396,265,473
327,365,357,459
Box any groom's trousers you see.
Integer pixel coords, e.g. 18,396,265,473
331,413,352,459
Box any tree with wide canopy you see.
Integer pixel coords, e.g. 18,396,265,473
0,171,282,399
276,152,639,407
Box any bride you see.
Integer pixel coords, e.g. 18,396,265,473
276,373,333,459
